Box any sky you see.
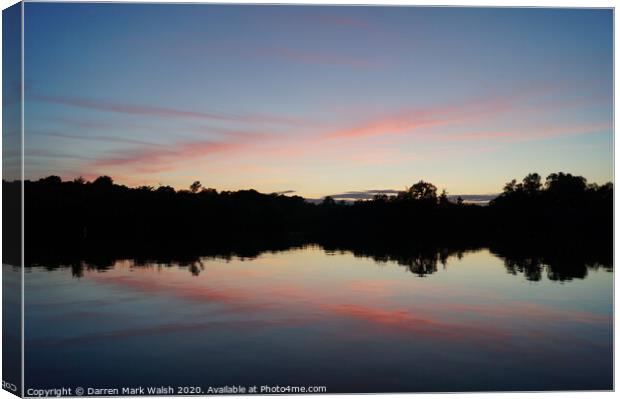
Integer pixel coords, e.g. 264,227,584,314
22,4,613,199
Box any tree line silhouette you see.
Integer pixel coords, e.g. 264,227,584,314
1,171,612,267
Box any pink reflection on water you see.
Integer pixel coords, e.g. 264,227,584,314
78,248,610,349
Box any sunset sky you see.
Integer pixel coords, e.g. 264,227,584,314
24,4,613,199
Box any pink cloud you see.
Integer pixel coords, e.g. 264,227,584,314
90,140,244,174
324,97,511,140
325,114,445,139
37,83,610,183
78,126,273,175
321,84,608,144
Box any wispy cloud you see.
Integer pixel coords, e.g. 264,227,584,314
325,114,445,139
436,122,612,143
91,140,244,174
34,95,310,127
325,189,401,200
31,130,163,147
447,194,498,204
25,148,93,161
320,190,498,203
324,97,511,140
322,84,608,143
45,117,282,142
30,84,611,190
254,46,380,68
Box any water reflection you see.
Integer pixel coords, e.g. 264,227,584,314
27,239,612,282
25,245,613,393
24,246,612,392
489,241,613,282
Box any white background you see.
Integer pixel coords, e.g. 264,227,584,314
0,1,616,398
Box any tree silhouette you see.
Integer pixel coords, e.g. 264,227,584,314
545,172,587,198
15,170,611,275
405,180,438,202
322,196,336,206
439,189,449,206
93,175,113,186
503,179,519,194
156,185,175,194
522,173,542,194
190,181,202,193
39,175,62,184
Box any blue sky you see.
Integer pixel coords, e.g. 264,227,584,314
23,4,613,197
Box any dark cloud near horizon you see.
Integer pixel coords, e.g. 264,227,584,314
447,194,498,204
326,189,401,200
310,190,498,204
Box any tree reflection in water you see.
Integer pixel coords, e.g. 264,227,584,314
29,237,611,282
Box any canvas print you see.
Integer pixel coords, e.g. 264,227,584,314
2,2,614,396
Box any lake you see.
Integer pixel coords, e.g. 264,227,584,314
21,245,612,393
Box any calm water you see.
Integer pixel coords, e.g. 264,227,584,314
23,247,612,392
